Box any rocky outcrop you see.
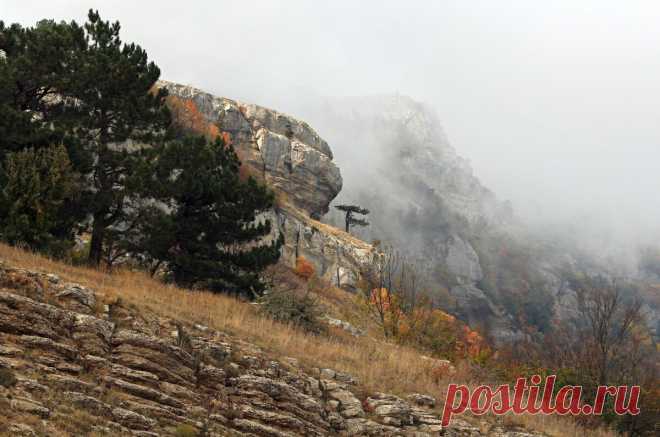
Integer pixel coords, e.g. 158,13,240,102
0,263,547,436
272,208,376,291
294,94,660,343
445,236,483,283
159,81,341,218
297,95,518,336
159,81,374,290
321,316,364,337
301,94,512,233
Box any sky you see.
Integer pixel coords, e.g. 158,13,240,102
4,0,660,244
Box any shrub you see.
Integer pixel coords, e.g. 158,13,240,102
0,367,17,387
173,424,199,437
294,256,315,280
0,145,81,257
259,289,326,334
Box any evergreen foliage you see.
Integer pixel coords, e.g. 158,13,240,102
56,10,171,266
0,11,282,296
334,204,370,233
0,145,80,256
259,289,325,334
129,136,282,297
0,11,169,264
0,18,84,157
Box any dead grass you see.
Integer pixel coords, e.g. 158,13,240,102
280,205,373,249
0,243,616,437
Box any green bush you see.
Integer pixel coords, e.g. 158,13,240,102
173,424,199,437
259,289,326,334
0,367,17,387
0,145,81,257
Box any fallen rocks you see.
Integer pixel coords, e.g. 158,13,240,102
72,313,115,356
0,291,76,339
105,376,185,409
66,391,113,416
407,393,437,408
56,283,97,313
18,335,78,360
45,373,95,392
366,393,413,426
8,423,36,436
327,387,364,418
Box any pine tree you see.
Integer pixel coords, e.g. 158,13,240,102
57,10,170,266
0,19,85,158
335,204,370,233
0,145,81,255
0,19,86,255
131,136,282,298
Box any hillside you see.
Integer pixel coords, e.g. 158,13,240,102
0,73,654,435
0,244,610,437
1,11,656,437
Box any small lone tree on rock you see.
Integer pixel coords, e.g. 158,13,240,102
335,204,369,233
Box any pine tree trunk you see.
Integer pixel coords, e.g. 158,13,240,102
88,214,105,267
89,139,108,268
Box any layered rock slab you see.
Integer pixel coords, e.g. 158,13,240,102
0,262,549,436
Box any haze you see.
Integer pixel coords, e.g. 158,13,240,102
4,0,660,247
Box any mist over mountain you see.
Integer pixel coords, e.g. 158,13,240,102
2,3,660,435
289,94,659,342
5,1,660,255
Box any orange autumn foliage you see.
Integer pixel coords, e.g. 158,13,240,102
294,257,315,280
221,131,232,146
166,95,251,180
166,95,227,141
166,95,258,185
364,289,490,360
461,326,488,358
370,287,393,310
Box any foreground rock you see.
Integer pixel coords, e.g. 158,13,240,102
0,262,545,436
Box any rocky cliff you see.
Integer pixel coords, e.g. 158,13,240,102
159,81,377,290
296,95,520,340
0,262,545,437
302,95,512,281
295,95,660,343
155,84,658,343
156,83,524,331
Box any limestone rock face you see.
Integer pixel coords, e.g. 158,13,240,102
159,81,341,218
298,95,515,317
302,95,512,235
272,208,376,291
159,81,372,290
0,262,541,436
444,235,483,283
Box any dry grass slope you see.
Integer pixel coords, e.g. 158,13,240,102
0,243,616,437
